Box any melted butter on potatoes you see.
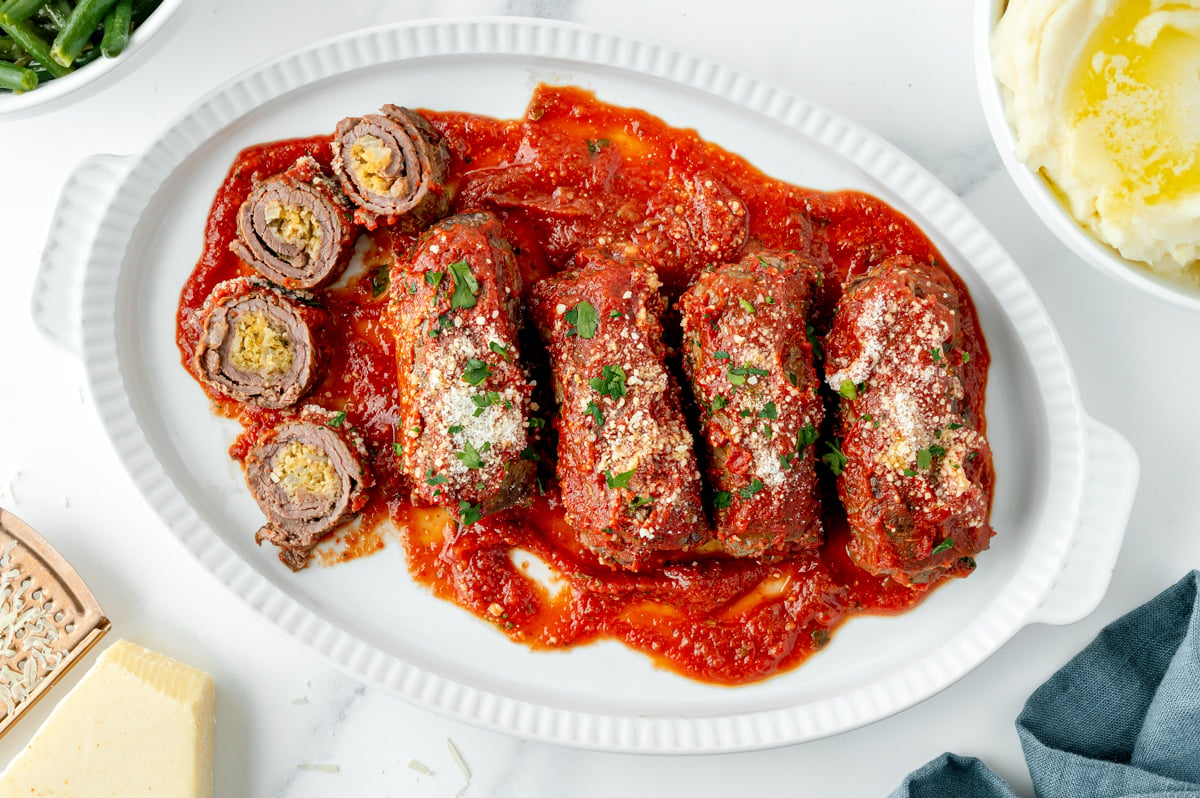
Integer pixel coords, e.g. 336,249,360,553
270,441,341,502
994,0,1200,276
230,312,294,377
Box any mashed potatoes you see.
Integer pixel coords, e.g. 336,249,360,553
994,0,1200,278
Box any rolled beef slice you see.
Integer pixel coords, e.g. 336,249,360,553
679,251,824,557
245,407,373,570
825,255,994,586
331,105,452,229
529,254,709,571
230,155,356,290
194,277,327,410
390,211,537,521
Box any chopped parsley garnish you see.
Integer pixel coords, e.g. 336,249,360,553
424,270,444,289
392,441,403,456
427,313,453,338
756,254,770,267
758,402,778,419
713,350,731,361
948,422,964,430
448,424,464,434
797,423,819,455
787,372,799,387
425,468,448,486
461,358,491,385
327,411,347,428
903,468,918,476
780,451,797,469
962,352,971,364
590,364,628,398
739,478,764,499
628,496,654,511
765,296,775,304
761,423,772,438
822,440,847,475
727,364,769,386
606,468,635,490
536,477,546,495
739,298,756,314
738,408,753,418
472,391,501,416
712,395,728,411
930,348,943,363
713,491,732,510
585,400,604,427
860,413,873,423
609,310,622,318
448,259,479,310
455,440,491,469
564,300,598,339
916,444,947,471
585,138,611,153
932,538,955,555
458,500,483,526
489,340,511,362
806,324,823,358
527,417,546,429
371,265,390,297
839,380,858,400
520,446,539,462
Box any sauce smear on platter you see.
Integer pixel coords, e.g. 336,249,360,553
176,85,992,685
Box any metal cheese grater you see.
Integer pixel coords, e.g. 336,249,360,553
0,508,109,738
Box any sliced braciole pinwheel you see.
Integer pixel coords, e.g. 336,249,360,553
331,104,453,229
229,155,356,290
244,407,373,571
193,277,328,410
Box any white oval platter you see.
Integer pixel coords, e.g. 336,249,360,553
36,18,1138,752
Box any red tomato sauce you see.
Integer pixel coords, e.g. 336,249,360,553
176,85,991,685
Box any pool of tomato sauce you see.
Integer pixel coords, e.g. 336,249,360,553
175,85,991,685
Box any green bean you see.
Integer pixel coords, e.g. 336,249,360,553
0,59,36,91
0,18,67,76
50,0,114,67
36,0,69,29
99,0,129,58
0,0,50,25
0,34,23,58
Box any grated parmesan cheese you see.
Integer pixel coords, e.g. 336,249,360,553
0,542,65,719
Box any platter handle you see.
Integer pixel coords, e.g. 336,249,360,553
1029,417,1139,626
32,154,133,356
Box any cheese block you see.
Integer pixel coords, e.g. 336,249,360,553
0,639,215,797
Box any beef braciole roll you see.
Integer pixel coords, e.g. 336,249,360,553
679,252,824,557
331,105,452,229
245,407,374,571
390,212,536,521
230,155,356,290
194,277,328,410
529,255,708,571
825,255,994,586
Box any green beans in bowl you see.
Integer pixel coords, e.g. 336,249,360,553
0,0,179,116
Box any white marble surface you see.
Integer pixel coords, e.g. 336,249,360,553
0,0,1194,795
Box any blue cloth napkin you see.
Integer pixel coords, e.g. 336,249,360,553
890,571,1200,798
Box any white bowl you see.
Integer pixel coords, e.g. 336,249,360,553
0,0,183,119
974,0,1200,310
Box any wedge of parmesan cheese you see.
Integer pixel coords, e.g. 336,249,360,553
0,639,215,797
